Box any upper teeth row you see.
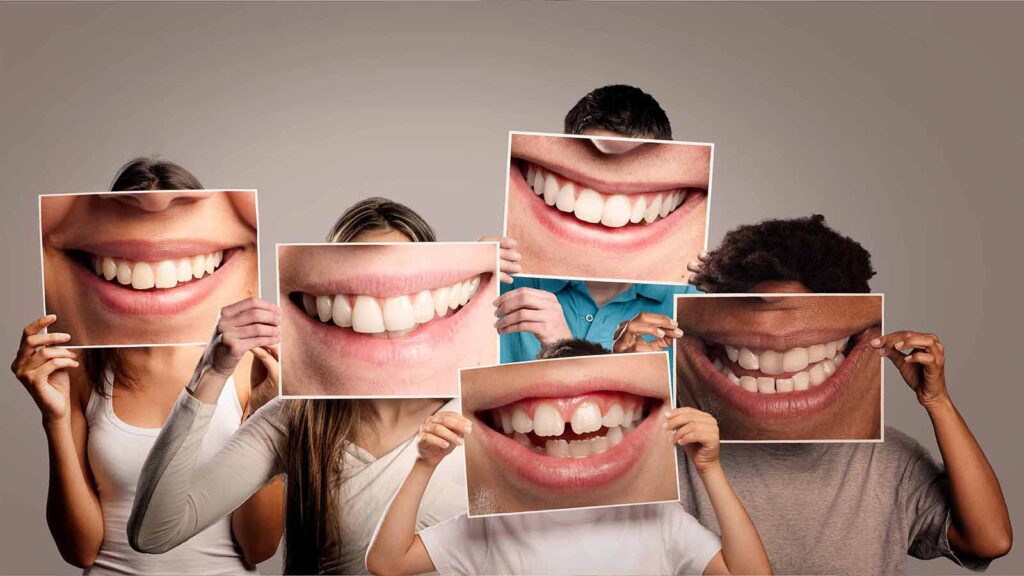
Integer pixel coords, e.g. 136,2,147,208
525,164,687,228
300,275,482,334
512,425,632,459
91,251,224,290
713,353,846,393
497,400,644,438
723,337,850,375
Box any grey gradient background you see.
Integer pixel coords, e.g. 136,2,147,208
1,2,1021,574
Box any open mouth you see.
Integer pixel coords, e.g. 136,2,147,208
80,249,227,290
289,273,485,339
475,383,665,490
679,326,879,420
519,161,695,228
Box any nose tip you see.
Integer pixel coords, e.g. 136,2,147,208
591,138,647,155
100,191,212,212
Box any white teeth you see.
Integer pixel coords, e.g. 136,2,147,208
205,254,216,275
629,197,646,224
809,363,827,386
533,403,564,437
412,290,434,324
153,261,177,289
351,295,384,333
782,347,810,372
793,371,811,391
622,406,635,426
759,350,784,375
300,275,484,334
724,367,740,385
757,377,776,394
821,358,837,379
512,408,533,434
568,440,591,459
175,259,192,283
93,257,103,275
807,344,826,364
643,194,662,223
527,165,685,228
191,255,206,279
600,195,631,228
131,262,155,290
543,174,560,205
513,432,532,448
825,340,838,359
101,258,117,281
545,439,569,458
602,404,625,428
555,183,575,212
739,376,758,392
738,348,760,370
499,411,514,435
606,426,624,447
775,377,794,393
331,295,353,328
836,337,849,351
573,189,604,223
570,402,602,434
382,295,416,331
116,261,132,285
725,345,739,363
590,435,609,455
833,352,845,368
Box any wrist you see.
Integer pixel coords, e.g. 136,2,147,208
921,391,954,413
42,415,71,436
694,459,724,477
413,457,439,472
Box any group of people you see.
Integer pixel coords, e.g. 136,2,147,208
11,85,1012,575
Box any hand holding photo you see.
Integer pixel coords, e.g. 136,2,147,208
674,293,884,441
39,190,260,347
504,131,711,283
278,242,499,397
460,352,679,516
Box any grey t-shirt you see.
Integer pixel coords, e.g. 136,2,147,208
677,427,989,575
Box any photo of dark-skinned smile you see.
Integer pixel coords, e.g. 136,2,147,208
675,294,883,441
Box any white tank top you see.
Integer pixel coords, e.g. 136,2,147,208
84,372,257,575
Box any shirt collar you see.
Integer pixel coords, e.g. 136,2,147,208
539,279,669,303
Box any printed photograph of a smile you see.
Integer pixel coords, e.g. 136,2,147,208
278,242,499,397
505,132,711,283
461,353,679,516
40,191,260,347
674,294,883,442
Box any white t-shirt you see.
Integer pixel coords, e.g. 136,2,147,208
419,503,721,575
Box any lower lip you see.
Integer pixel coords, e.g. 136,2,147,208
290,273,495,366
477,406,658,491
678,331,871,421
513,162,705,253
71,250,237,315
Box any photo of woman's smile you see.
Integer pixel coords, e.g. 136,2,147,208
506,133,710,283
675,294,883,441
461,353,678,515
278,242,499,397
40,190,259,347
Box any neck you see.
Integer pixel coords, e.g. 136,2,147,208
118,346,203,385
584,281,632,307
369,398,445,427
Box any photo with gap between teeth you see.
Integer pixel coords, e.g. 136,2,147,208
460,353,679,516
674,294,884,442
39,191,259,347
505,132,711,283
278,242,499,397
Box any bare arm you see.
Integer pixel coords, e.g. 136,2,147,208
366,412,471,576
666,408,771,576
11,316,103,568
873,332,1012,560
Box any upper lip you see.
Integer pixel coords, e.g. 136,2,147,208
470,376,665,413
291,270,489,299
511,157,708,195
56,239,239,261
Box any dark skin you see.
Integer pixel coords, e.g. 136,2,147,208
675,295,882,440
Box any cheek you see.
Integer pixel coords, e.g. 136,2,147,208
227,192,259,230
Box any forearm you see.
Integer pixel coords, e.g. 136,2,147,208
231,476,285,565
927,397,1012,558
188,362,231,405
698,463,771,575
367,460,436,575
43,421,103,567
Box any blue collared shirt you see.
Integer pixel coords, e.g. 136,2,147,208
499,277,702,363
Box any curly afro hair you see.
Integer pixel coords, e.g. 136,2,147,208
693,214,875,294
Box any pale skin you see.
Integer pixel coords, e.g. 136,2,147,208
365,409,773,576
9,314,284,569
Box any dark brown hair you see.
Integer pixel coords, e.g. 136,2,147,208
83,158,203,395
564,84,672,140
284,197,432,574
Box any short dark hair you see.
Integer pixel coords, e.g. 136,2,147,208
694,214,875,294
326,197,436,243
564,85,672,140
110,157,203,191
536,338,611,360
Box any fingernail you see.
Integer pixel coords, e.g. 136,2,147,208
663,410,671,418
58,333,71,341
870,338,881,346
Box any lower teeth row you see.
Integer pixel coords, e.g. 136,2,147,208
509,421,638,459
